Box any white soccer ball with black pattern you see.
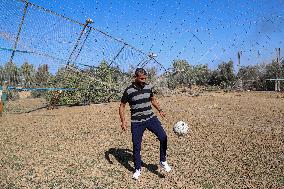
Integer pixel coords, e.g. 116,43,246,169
173,121,189,135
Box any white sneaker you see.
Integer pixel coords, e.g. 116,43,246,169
160,161,171,172
132,169,141,180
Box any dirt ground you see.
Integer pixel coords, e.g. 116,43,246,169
0,91,283,189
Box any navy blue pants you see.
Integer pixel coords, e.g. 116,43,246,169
131,116,167,170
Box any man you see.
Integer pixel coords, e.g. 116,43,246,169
119,68,171,180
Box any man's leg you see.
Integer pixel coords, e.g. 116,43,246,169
146,117,167,162
131,122,146,170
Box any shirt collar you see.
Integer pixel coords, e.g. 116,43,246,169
132,82,146,90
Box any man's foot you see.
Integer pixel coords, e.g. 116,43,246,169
132,169,141,180
160,161,171,172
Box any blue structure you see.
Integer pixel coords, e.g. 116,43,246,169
7,86,77,91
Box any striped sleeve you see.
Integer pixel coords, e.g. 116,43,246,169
121,89,129,103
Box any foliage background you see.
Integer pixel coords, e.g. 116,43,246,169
1,58,284,105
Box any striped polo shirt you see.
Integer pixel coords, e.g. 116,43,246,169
121,82,155,123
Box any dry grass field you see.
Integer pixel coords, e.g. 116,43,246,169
0,91,283,189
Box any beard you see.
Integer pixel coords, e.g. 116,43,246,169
139,82,146,87
135,81,146,88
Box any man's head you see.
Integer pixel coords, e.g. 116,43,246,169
134,68,147,87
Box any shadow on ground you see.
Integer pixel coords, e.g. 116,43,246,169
105,148,165,178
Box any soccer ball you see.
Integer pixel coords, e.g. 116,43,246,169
173,121,189,136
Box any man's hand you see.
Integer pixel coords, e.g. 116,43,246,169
159,110,166,118
121,121,127,131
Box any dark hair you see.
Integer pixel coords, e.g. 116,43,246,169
135,68,147,76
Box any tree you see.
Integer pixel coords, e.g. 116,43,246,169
219,60,236,85
146,67,158,82
168,59,192,89
208,60,236,88
4,61,20,86
263,60,284,90
207,70,222,86
20,62,35,87
238,65,265,90
264,60,283,79
46,60,126,105
191,64,211,86
35,64,51,87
